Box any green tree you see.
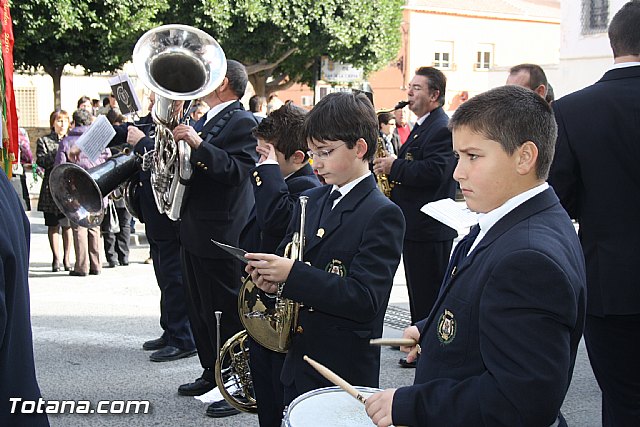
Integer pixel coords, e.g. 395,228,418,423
11,0,168,110
162,0,404,96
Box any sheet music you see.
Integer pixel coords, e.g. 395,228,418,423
421,198,479,232
74,115,116,162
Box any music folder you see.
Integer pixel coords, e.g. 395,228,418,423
211,239,249,264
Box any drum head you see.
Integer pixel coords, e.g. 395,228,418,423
284,386,383,427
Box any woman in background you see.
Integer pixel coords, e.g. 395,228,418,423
36,110,72,272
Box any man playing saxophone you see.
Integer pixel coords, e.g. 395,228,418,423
245,92,405,423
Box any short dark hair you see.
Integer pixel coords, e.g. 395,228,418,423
449,85,557,180
545,82,555,104
249,95,266,113
72,109,93,127
49,109,69,130
77,96,91,109
377,112,394,127
415,67,446,107
509,64,548,92
106,109,126,125
253,101,308,160
303,92,378,162
102,97,110,107
226,60,249,99
608,0,640,57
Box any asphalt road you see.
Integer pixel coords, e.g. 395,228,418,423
24,211,602,426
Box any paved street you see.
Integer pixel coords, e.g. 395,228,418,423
24,210,602,426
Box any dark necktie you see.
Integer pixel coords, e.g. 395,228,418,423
319,190,341,224
193,116,207,132
449,224,481,271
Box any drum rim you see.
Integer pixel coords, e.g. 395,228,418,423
283,386,383,423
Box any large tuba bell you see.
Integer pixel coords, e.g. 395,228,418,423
132,24,226,220
49,152,140,228
239,196,308,353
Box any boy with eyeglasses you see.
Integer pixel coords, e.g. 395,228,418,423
246,92,406,412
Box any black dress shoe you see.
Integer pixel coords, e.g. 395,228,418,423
399,357,417,368
106,261,117,268
119,261,129,266
69,270,87,277
142,337,167,351
52,261,60,272
149,346,196,362
178,378,215,396
89,270,100,275
63,262,72,271
205,399,240,418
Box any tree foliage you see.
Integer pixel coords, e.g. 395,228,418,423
160,0,405,96
11,0,168,109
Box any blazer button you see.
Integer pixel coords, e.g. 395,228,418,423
296,326,303,334
253,171,258,177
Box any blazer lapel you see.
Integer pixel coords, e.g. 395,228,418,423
421,187,559,335
304,175,377,253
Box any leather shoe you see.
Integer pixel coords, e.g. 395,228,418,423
89,270,100,275
399,357,416,368
119,260,129,266
106,261,117,268
205,399,240,418
178,378,215,396
149,346,196,362
142,337,167,351
69,270,87,277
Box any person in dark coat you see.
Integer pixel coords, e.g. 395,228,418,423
548,3,640,425
0,170,49,426
365,85,586,427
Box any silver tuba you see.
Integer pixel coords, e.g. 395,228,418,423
132,24,227,220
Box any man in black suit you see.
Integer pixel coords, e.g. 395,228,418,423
125,92,196,363
366,85,587,427
549,2,640,425
171,60,259,418
373,67,457,367
0,171,49,426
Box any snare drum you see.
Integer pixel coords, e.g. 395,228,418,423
282,386,383,427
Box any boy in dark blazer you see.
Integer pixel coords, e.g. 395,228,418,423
246,92,405,410
366,85,587,427
239,101,321,427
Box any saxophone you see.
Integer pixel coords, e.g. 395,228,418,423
375,136,394,198
238,196,309,353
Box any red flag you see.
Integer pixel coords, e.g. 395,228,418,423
0,0,17,169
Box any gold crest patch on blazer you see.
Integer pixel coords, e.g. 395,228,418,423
325,259,346,277
405,152,414,161
437,309,456,344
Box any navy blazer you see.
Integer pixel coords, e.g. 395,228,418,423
389,107,457,241
279,174,405,395
392,188,586,427
0,173,49,426
240,162,320,253
549,65,640,316
179,101,258,258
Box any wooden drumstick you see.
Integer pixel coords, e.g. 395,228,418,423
303,355,367,404
369,338,417,347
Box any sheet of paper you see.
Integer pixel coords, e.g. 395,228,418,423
421,198,479,232
108,74,142,115
74,115,116,162
211,239,249,264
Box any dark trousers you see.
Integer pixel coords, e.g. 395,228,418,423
181,248,243,382
103,206,131,264
402,239,453,324
584,313,640,427
149,236,194,350
248,337,286,427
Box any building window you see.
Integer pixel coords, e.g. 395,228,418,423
433,41,453,70
14,87,38,127
582,0,609,34
475,44,493,70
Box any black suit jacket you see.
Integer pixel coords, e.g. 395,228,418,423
279,175,405,395
392,188,587,427
549,65,640,316
389,107,457,241
240,163,320,253
0,173,49,426
179,101,258,258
